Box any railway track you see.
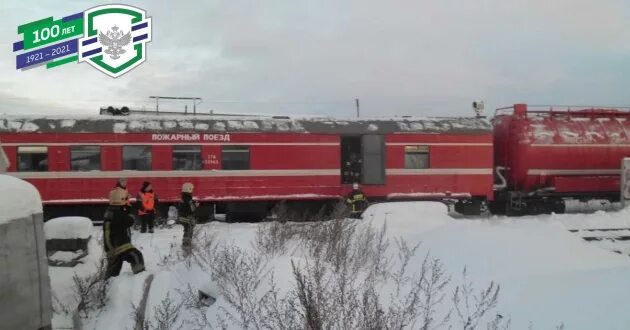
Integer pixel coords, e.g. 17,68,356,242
569,228,630,256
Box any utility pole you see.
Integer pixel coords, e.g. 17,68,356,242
150,97,159,113
355,98,360,118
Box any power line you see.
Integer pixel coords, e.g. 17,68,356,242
0,96,354,105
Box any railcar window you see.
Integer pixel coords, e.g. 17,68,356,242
404,146,429,169
123,146,152,171
173,145,202,170
71,146,101,171
222,145,250,170
17,146,48,172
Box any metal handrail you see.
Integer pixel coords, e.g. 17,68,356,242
495,104,630,117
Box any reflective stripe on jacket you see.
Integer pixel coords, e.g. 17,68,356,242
179,216,196,225
112,243,135,256
346,191,367,214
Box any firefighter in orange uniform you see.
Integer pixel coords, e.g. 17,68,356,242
136,181,158,233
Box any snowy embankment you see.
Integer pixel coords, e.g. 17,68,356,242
50,203,630,329
0,174,42,224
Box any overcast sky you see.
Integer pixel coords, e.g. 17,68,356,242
2,0,630,117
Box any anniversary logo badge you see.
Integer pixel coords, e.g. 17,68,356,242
13,4,152,77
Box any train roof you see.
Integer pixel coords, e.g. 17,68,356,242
0,115,491,135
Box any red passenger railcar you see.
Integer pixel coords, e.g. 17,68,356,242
492,104,630,215
0,114,493,220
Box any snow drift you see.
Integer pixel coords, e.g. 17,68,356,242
0,174,42,224
49,201,630,330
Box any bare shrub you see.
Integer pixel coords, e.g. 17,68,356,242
453,267,501,330
185,208,509,330
149,293,185,330
329,200,351,220
288,248,453,330
391,238,421,295
175,285,216,330
254,220,301,256
417,254,451,330
486,314,511,330
51,291,72,316
211,245,272,329
72,257,109,318
133,292,185,330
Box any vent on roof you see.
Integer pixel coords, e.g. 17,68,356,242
102,106,130,116
272,116,291,119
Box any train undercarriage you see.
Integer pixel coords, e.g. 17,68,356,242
488,189,620,216
43,194,494,224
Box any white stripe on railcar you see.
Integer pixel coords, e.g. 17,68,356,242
386,168,492,175
527,169,619,176
531,144,630,148
1,142,340,146
9,168,493,179
2,142,493,147
9,169,340,179
385,143,492,146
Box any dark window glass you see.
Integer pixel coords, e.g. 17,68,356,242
222,145,250,170
404,146,429,169
173,145,202,170
71,146,101,171
123,146,152,171
17,146,48,172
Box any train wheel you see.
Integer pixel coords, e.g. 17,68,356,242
487,201,506,215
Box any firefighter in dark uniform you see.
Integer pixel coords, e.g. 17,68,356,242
343,152,362,183
178,182,199,251
103,187,145,278
136,181,158,233
346,183,368,218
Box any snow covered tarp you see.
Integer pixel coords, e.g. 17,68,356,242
0,174,51,329
44,216,93,240
44,217,93,265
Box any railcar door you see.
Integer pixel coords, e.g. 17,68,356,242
341,136,363,184
361,135,385,185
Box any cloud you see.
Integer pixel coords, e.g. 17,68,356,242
1,0,630,117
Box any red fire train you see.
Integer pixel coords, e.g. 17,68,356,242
492,104,630,215
0,111,493,221
2,103,629,220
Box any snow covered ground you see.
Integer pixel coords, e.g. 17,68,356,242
49,203,630,329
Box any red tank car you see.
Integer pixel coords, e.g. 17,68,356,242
492,104,630,215
0,113,493,221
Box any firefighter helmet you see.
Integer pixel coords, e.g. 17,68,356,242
109,188,128,205
182,182,194,193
